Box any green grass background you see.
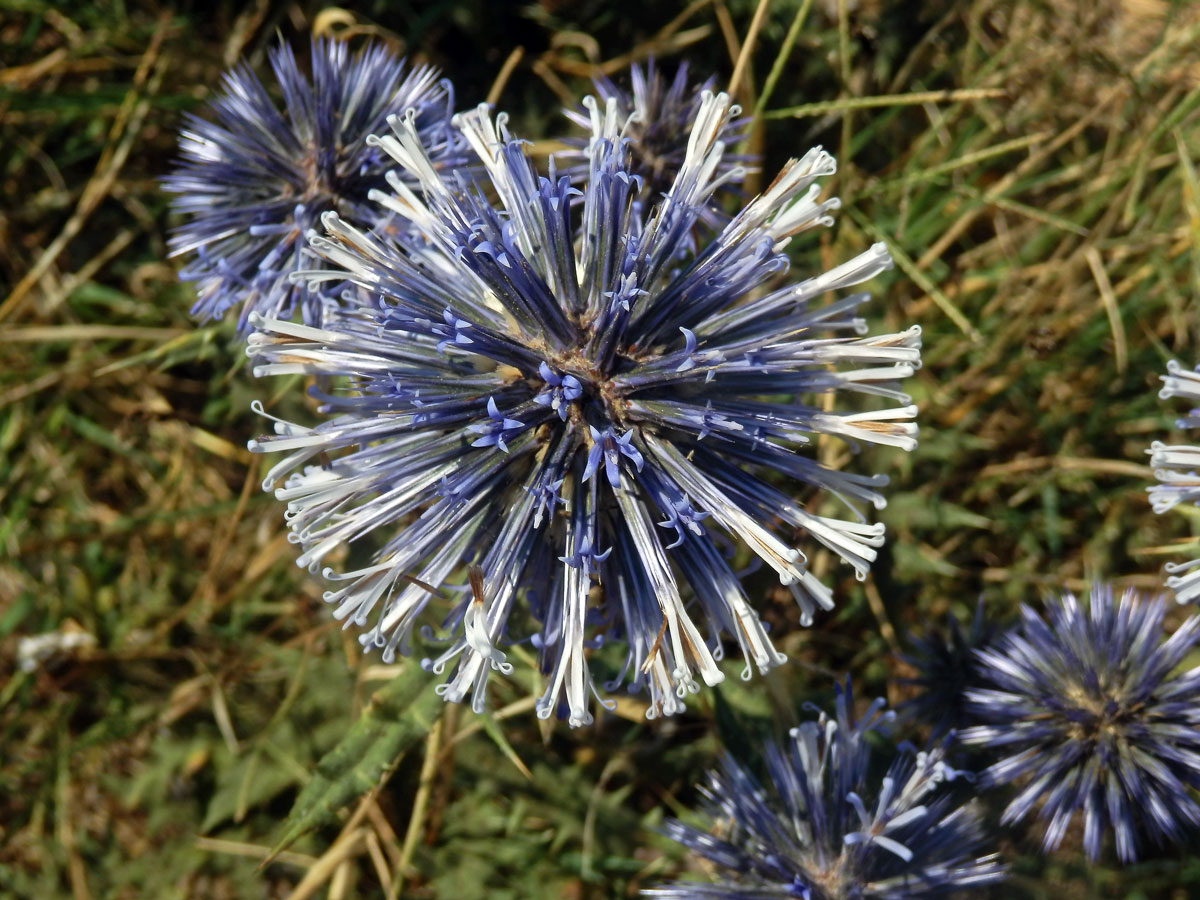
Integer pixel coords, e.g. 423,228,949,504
3,0,1200,897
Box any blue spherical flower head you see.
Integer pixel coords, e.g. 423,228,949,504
247,90,920,725
561,61,754,225
163,37,461,330
1148,360,1200,602
961,585,1200,862
898,600,996,737
647,682,1005,899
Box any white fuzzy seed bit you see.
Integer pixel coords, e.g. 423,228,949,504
17,629,97,673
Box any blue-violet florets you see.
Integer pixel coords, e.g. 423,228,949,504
247,90,920,725
898,600,996,737
561,61,753,225
961,585,1200,861
164,37,461,329
647,682,1005,898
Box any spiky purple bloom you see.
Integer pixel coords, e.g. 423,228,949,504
961,585,1200,862
647,682,1004,899
898,601,996,737
1148,360,1200,602
246,90,920,725
561,61,753,224
164,38,461,330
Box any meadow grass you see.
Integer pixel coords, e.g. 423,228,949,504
2,1,1200,897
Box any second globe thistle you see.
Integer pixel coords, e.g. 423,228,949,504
962,585,1200,861
164,38,461,330
248,90,920,725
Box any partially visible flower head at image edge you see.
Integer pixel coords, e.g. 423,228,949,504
1149,359,1200,602
247,85,921,726
163,37,463,331
644,680,1005,899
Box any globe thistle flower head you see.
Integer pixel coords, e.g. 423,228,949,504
561,61,754,225
961,585,1200,862
646,681,1005,899
164,37,461,330
246,89,920,725
897,600,996,737
1148,359,1200,602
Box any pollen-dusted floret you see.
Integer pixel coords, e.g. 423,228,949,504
646,682,1005,899
1148,359,1200,602
164,37,462,330
247,88,920,725
961,585,1200,862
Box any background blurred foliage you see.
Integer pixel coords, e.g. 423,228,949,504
2,0,1200,897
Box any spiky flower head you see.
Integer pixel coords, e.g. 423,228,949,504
961,585,1200,862
897,600,996,737
1148,359,1200,602
561,61,753,223
247,89,920,726
647,682,1005,899
164,37,461,330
